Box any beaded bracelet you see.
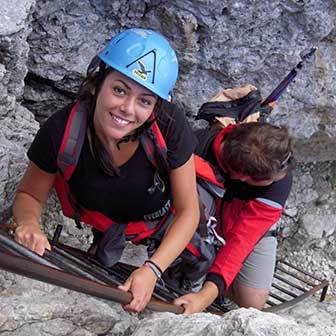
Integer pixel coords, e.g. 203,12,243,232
143,259,163,279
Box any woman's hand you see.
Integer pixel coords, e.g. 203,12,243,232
173,281,219,314
12,162,55,256
118,265,157,312
15,221,51,256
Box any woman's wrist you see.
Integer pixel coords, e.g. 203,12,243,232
143,259,163,280
15,219,40,229
14,219,43,237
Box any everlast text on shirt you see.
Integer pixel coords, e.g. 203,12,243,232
143,200,171,221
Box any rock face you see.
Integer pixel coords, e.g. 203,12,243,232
23,0,336,162
0,271,335,336
0,0,336,335
0,0,39,222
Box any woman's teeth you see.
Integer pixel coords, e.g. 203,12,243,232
111,114,130,125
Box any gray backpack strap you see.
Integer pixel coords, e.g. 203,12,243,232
57,101,88,180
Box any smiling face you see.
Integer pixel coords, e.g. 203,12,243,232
93,70,158,144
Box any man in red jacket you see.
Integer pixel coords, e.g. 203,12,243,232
175,85,294,312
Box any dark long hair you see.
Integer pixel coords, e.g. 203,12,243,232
77,62,169,178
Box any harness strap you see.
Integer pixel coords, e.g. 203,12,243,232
57,101,87,181
140,128,168,171
142,117,224,193
67,191,83,229
56,101,225,256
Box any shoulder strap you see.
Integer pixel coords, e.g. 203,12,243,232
194,155,224,188
140,115,168,170
141,116,225,191
57,101,87,181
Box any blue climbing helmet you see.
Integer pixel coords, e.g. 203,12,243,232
98,28,179,101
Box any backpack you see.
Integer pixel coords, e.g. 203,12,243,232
54,100,225,267
196,85,272,126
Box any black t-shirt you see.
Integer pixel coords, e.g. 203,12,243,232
28,101,196,222
195,128,292,207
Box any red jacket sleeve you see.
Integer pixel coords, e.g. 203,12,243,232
208,198,282,289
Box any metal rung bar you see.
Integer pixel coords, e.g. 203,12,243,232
278,260,324,282
0,251,184,315
271,283,299,298
273,274,308,292
264,280,329,313
276,265,316,287
266,300,276,307
320,284,329,302
54,244,179,304
56,244,134,281
52,246,118,280
48,247,123,285
0,233,61,270
269,292,288,303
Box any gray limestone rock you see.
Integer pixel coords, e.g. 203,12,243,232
0,104,39,222
0,272,139,335
0,271,335,336
301,214,336,239
0,0,36,99
20,0,336,161
0,0,38,221
0,0,336,334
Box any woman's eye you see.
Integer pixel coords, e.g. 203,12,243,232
140,98,154,107
113,86,126,95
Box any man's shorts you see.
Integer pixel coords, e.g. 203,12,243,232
235,224,277,289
